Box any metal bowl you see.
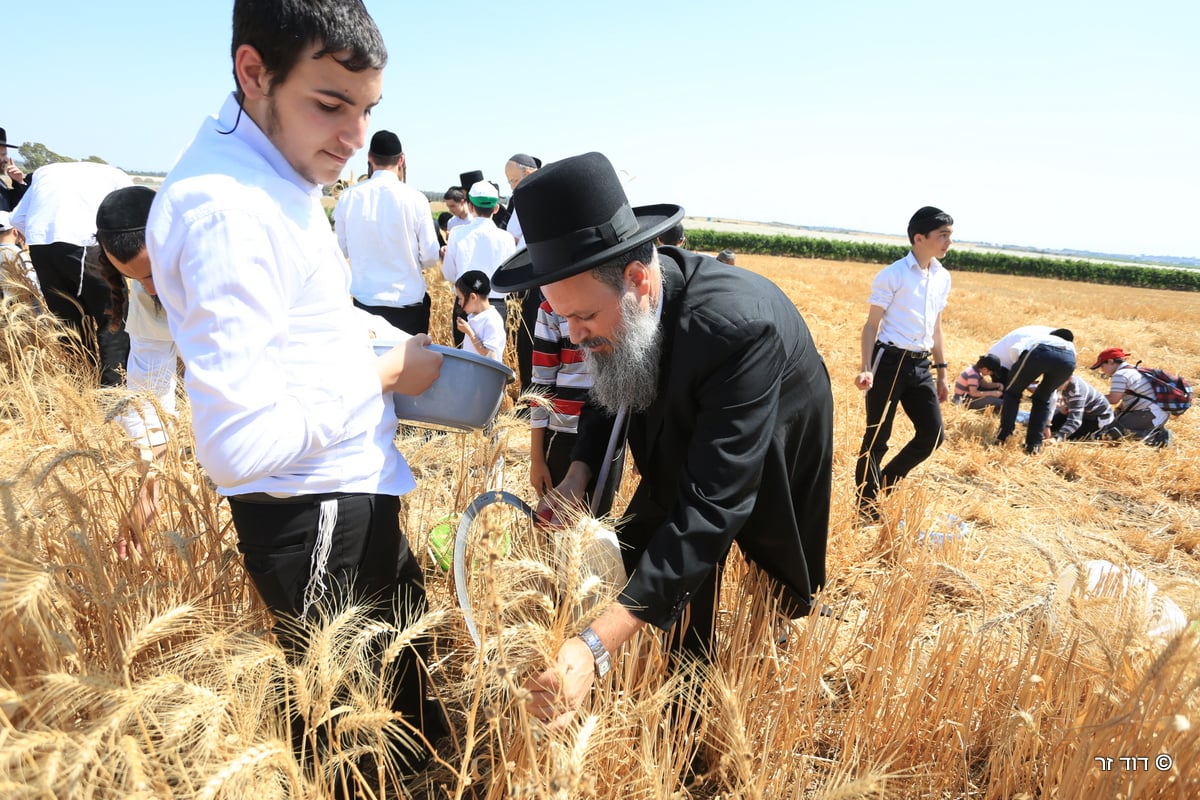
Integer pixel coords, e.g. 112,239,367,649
373,342,514,431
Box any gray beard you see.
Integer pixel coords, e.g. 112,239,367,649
583,292,663,414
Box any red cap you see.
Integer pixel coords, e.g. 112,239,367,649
1089,347,1131,370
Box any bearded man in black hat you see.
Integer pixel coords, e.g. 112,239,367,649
0,127,29,212
492,152,833,728
9,160,134,385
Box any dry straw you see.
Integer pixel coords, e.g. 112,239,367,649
1,255,1198,798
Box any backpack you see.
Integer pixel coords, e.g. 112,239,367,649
1125,364,1193,417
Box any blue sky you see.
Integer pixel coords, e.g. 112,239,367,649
12,1,1199,258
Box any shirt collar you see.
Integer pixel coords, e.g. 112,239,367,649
369,170,399,185
217,93,323,199
904,250,943,274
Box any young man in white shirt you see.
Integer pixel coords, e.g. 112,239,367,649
441,179,516,343
146,0,444,777
10,160,133,385
333,129,440,335
853,206,953,518
89,186,176,559
990,326,1077,453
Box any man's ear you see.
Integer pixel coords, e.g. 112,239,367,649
234,44,272,101
623,259,651,294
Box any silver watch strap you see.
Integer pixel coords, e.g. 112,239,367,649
578,625,611,677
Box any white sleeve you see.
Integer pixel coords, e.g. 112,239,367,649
116,330,177,448
480,310,506,360
156,210,381,489
866,267,895,310
332,195,349,256
441,237,458,283
507,209,523,246
353,305,410,342
415,197,441,269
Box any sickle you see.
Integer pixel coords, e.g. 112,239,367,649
454,491,537,647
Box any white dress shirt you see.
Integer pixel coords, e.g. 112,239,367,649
440,216,516,300
116,283,177,448
147,94,414,497
987,325,1072,370
333,170,439,307
10,162,132,246
506,208,524,247
869,251,951,351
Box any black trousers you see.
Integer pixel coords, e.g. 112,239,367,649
516,289,542,394
354,294,431,336
997,344,1076,451
1050,411,1105,441
855,345,944,505
542,429,579,488
228,492,441,770
29,242,129,386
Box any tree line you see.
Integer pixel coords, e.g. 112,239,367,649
684,229,1200,293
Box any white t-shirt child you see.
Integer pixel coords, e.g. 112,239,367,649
456,280,505,362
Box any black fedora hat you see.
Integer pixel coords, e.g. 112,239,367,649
0,127,11,148
491,152,683,292
458,169,483,191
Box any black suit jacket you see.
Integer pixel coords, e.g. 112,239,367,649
576,248,833,630
0,177,28,213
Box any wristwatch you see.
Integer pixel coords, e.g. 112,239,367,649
577,626,611,678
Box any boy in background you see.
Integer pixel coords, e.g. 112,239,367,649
455,269,505,362
853,206,953,518
528,297,594,498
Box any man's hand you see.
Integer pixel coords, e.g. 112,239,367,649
536,461,591,524
523,636,596,729
117,473,160,560
936,377,950,403
377,334,442,395
5,161,25,186
854,371,874,391
529,455,553,497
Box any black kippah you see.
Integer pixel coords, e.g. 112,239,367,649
96,186,156,233
909,206,945,227
509,153,539,169
370,130,402,157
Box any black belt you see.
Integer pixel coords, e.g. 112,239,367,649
876,342,931,359
230,491,354,505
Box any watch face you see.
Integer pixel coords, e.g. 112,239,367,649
596,655,610,678
580,628,609,677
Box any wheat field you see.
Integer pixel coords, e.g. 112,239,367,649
1,252,1197,799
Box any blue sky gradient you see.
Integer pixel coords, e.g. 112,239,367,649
12,1,1199,257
